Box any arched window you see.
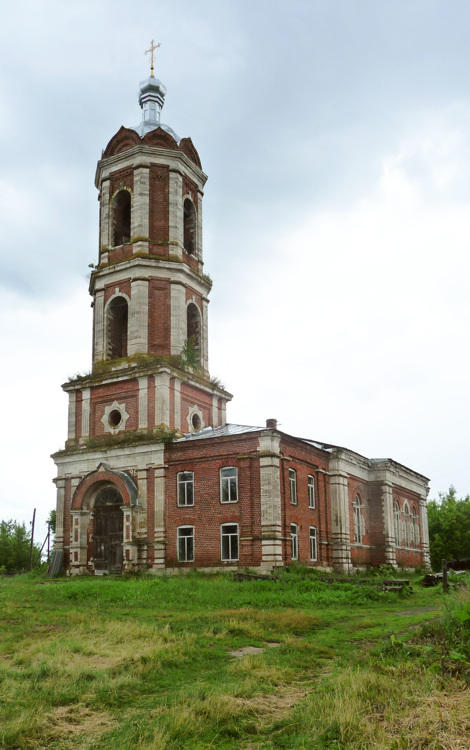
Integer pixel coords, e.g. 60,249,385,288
186,303,201,364
411,506,420,549
107,296,128,359
112,190,131,246
290,523,298,560
394,501,400,546
353,494,364,544
403,502,412,548
183,198,196,255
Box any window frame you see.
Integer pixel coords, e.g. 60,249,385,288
309,526,317,561
220,467,238,504
177,471,194,507
353,493,365,544
290,523,298,561
177,525,194,563
220,523,239,562
289,468,297,505
308,474,316,509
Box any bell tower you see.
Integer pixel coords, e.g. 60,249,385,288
63,63,231,444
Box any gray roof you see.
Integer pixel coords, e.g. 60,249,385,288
177,424,263,442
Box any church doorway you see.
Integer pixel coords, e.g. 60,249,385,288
93,487,123,574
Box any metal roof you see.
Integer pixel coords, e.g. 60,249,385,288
176,424,263,442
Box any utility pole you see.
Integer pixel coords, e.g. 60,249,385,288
29,508,36,571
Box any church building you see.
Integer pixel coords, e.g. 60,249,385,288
52,57,430,575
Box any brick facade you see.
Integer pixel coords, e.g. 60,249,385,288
52,72,431,576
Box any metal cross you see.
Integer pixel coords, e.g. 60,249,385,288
145,40,161,76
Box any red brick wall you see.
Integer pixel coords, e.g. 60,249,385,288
149,165,169,243
165,434,262,568
148,278,171,355
279,436,331,567
104,279,131,305
107,245,134,264
89,380,139,436
109,166,134,197
180,382,213,431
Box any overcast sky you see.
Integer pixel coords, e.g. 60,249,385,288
2,0,470,542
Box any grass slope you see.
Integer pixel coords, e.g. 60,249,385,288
0,569,468,750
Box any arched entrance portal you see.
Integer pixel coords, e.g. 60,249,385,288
93,487,123,574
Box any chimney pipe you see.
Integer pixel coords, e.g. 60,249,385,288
266,418,277,430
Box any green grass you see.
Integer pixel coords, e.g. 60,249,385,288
0,569,468,749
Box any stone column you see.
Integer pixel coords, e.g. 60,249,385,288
93,289,105,363
170,281,186,356
138,377,148,430
212,394,219,428
382,479,397,566
128,278,149,355
258,432,283,570
329,453,352,572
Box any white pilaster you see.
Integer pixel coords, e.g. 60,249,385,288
128,279,149,354
419,494,431,568
67,392,77,441
212,394,219,428
54,478,66,550
170,282,186,356
258,432,283,569
155,372,171,426
381,479,397,566
196,191,203,263
202,298,209,372
329,453,352,572
132,166,150,241
169,170,183,258
93,289,105,363
173,379,181,431
100,179,110,251
81,389,91,438
138,377,148,429
154,446,166,568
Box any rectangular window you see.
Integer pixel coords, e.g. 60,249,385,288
289,468,297,505
290,523,298,560
308,475,316,508
177,471,194,506
221,524,239,561
310,526,317,561
220,467,238,503
177,526,194,562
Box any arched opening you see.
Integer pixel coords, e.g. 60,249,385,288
353,493,364,544
183,198,196,255
107,296,128,359
186,303,201,364
112,190,131,246
93,486,123,574
394,501,400,546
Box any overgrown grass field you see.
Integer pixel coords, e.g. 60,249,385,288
1,568,469,749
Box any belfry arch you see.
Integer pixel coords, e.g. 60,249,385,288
106,295,128,359
183,197,196,255
112,189,131,246
186,302,201,364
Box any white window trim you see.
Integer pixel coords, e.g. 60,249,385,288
308,474,316,509
290,523,298,561
177,471,194,507
220,467,238,504
177,525,194,563
309,526,317,561
289,468,297,505
220,523,239,562
353,494,365,545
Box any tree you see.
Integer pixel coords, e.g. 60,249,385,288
428,486,470,570
0,520,38,571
